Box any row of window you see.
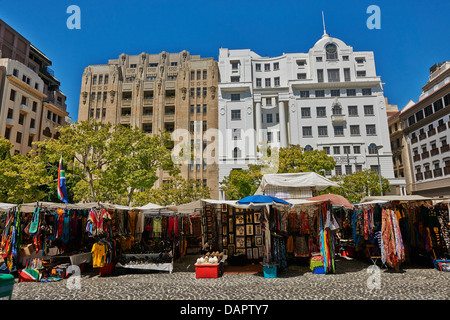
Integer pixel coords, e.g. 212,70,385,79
297,88,372,98
12,68,40,90
302,124,377,137
300,104,375,117
415,159,450,181
406,93,450,127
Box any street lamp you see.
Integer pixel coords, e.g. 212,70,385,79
369,143,384,196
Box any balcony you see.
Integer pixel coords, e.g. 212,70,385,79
433,168,443,178
441,144,450,153
424,170,433,179
419,133,427,141
444,167,450,175
416,172,423,181
413,154,421,162
421,151,430,160
428,128,436,137
331,114,346,124
29,127,37,135
430,148,440,156
19,104,31,114
438,124,447,133
411,136,418,144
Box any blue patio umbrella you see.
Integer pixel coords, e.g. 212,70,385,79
237,195,292,206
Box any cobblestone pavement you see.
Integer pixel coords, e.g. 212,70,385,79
10,255,450,300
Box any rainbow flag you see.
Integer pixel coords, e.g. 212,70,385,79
57,154,68,204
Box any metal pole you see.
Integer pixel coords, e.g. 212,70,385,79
377,146,383,196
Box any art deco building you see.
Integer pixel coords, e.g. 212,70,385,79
78,51,219,199
0,19,68,155
218,33,398,199
399,61,450,197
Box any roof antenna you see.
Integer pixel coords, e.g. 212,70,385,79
322,11,329,37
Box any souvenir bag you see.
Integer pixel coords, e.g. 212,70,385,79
18,259,41,282
28,207,40,235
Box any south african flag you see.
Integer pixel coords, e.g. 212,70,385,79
57,154,69,204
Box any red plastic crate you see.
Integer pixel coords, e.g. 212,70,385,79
195,264,220,278
99,263,115,276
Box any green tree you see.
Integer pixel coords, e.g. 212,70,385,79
34,120,177,205
134,175,210,206
220,165,263,200
324,169,390,203
0,138,52,203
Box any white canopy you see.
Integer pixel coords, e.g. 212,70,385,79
360,195,432,203
167,200,203,214
255,172,339,195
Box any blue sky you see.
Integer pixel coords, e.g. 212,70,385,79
1,0,449,121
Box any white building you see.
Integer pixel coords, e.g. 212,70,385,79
218,33,396,199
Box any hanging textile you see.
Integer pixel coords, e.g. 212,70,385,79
381,207,405,267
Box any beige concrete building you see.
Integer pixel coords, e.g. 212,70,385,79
400,61,450,197
78,51,219,199
387,98,412,195
0,19,68,154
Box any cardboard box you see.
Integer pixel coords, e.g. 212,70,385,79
19,244,35,258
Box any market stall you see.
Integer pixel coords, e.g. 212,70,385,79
355,195,450,271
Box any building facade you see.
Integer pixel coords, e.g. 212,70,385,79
218,33,397,199
0,19,68,154
399,61,450,197
78,51,219,199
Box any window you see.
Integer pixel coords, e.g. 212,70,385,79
231,61,239,70
335,165,342,175
354,146,361,154
424,105,433,117
16,132,22,144
366,124,376,135
356,71,366,77
231,76,240,82
301,107,311,118
346,89,356,96
318,126,328,137
13,69,19,77
344,68,351,81
7,108,14,119
325,43,338,60
300,91,309,98
146,76,156,81
343,56,349,61
265,78,271,87
167,75,177,81
343,146,351,154
327,69,340,82
30,118,35,129
233,147,241,158
315,90,324,97
170,62,178,66
331,89,340,97
143,107,153,116
276,113,279,122
28,135,33,147
231,110,241,120
130,64,137,68
444,93,450,107
370,165,380,174
202,121,207,132
345,165,352,175
348,105,358,116
364,105,374,115
333,146,340,154
121,108,131,116
98,75,103,84
231,94,240,101
92,75,97,84
350,125,360,135
297,60,306,66
415,109,424,122
196,87,201,97
434,98,443,112
274,77,280,87
273,62,279,70
297,73,306,80
266,97,272,106
256,78,262,87
317,69,324,82
334,126,344,136
149,63,158,67
316,57,323,62
122,92,132,100
144,91,153,99
266,114,273,123
10,90,16,101
303,127,312,137
5,127,11,140
203,104,207,113
267,132,273,142
264,64,270,71
232,128,241,140
190,71,195,80
356,58,365,64
332,105,342,115
316,107,326,117
356,165,362,172
255,64,261,72
143,123,152,133
323,146,330,155
18,113,24,125
196,104,201,113
104,75,109,84
362,88,372,96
